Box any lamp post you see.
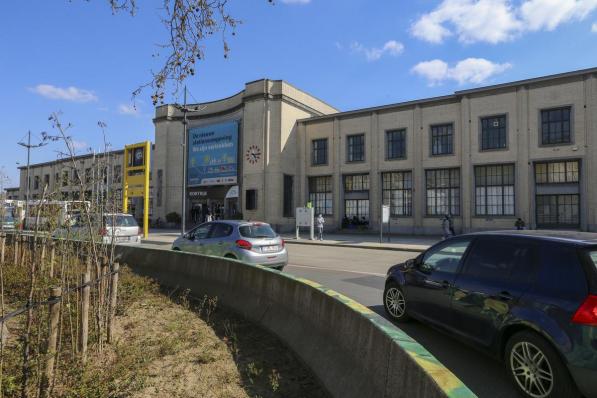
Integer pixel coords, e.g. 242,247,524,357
17,131,46,229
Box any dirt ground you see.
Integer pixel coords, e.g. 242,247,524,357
107,271,330,398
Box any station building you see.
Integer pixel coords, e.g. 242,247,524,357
8,67,597,234
155,68,597,234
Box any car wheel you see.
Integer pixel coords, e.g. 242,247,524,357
172,247,181,251
383,282,410,322
224,254,237,260
505,331,580,398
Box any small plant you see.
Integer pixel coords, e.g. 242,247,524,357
269,369,280,392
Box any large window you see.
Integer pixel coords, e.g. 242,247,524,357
536,195,580,227
481,115,507,150
535,160,579,184
382,171,412,216
311,138,328,166
386,129,406,160
283,174,294,218
541,107,571,145
431,124,454,155
474,164,515,216
426,168,460,216
344,174,369,192
309,176,333,216
347,134,365,162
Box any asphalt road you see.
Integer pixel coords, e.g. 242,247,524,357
284,243,520,398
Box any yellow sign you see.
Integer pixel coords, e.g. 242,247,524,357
123,141,151,238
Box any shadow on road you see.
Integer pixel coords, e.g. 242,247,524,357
368,305,520,398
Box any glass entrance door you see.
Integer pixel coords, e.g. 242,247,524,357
344,199,369,227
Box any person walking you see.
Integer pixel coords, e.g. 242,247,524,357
441,215,451,240
316,214,325,241
515,218,526,230
448,214,456,236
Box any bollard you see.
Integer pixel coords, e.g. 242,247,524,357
40,287,61,398
79,272,90,363
107,262,119,344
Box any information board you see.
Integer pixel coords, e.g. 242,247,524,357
187,121,239,187
296,207,314,227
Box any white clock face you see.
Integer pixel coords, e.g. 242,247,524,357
135,150,143,161
245,145,261,165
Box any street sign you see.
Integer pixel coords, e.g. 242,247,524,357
123,141,151,238
382,205,390,223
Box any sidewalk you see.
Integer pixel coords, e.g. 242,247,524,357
281,233,439,253
143,228,439,253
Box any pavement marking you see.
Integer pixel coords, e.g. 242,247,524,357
286,263,386,277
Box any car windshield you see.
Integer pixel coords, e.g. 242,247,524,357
239,224,276,239
104,215,138,227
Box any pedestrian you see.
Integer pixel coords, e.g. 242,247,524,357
316,214,325,241
206,210,213,222
448,214,456,236
441,215,451,240
515,218,526,230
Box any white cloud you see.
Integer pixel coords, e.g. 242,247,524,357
279,0,311,4
118,104,139,116
411,0,597,44
350,40,404,61
29,84,98,102
412,58,512,86
592,22,597,31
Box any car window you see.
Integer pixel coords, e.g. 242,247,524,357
239,224,276,238
421,239,472,274
105,215,138,227
461,237,532,282
535,245,587,299
190,223,212,240
209,223,233,238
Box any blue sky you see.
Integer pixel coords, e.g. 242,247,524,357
1,0,597,184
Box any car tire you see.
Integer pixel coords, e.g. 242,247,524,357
383,282,410,322
505,331,580,398
224,254,237,260
172,247,181,251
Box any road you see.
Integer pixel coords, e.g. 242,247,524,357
284,244,520,398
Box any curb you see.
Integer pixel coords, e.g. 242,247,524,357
284,239,427,253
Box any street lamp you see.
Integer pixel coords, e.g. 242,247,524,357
172,86,203,235
18,131,47,229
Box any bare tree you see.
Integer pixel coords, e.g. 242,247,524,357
100,0,274,105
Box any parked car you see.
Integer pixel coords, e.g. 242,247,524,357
384,231,597,398
172,220,288,270
1,209,16,231
53,213,142,244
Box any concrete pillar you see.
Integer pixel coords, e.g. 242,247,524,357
369,112,380,227
333,118,342,228
460,96,472,232
413,105,424,234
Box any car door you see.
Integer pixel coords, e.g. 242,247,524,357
404,237,473,329
204,222,234,256
180,223,213,254
450,236,536,348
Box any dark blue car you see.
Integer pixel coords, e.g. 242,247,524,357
384,231,597,398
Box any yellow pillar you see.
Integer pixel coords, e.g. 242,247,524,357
142,141,150,238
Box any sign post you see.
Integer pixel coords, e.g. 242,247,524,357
296,207,314,240
381,205,390,244
123,141,151,238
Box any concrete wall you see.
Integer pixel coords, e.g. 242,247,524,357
114,245,476,398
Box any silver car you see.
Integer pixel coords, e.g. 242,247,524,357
172,220,288,270
53,213,142,244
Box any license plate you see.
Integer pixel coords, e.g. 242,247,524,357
116,236,130,242
262,245,279,253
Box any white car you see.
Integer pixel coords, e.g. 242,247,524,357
53,213,142,244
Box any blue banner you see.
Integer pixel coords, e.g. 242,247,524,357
187,121,239,186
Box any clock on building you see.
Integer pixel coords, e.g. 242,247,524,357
245,145,262,165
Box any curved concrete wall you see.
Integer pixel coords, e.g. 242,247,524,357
115,245,477,398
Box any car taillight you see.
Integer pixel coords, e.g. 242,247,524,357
572,295,597,326
236,239,252,250
281,239,285,248
99,227,107,236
